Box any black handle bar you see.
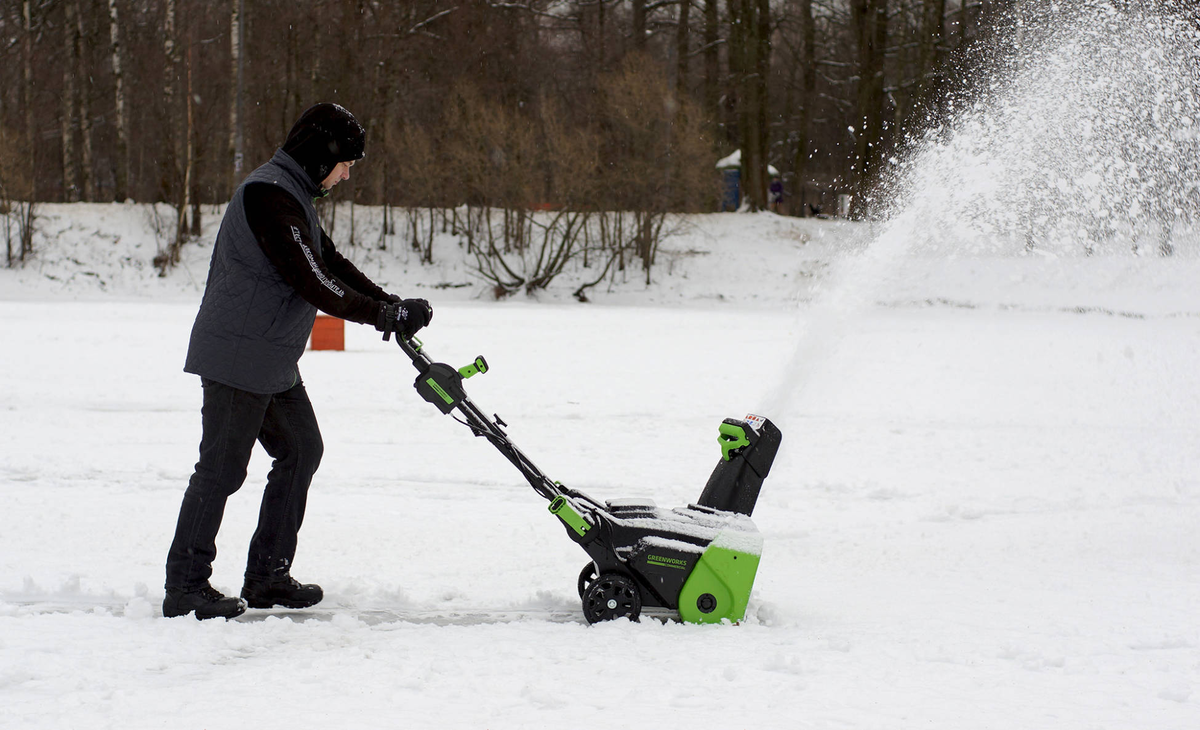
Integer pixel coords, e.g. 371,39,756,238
393,334,567,503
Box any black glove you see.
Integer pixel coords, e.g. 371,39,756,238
376,298,432,340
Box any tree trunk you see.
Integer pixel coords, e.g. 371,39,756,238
676,0,691,97
728,0,746,203
310,7,322,98
77,0,96,203
916,0,946,119
230,0,246,193
162,40,196,274
703,0,720,125
753,0,770,208
176,30,193,255
580,0,608,74
373,56,391,219
108,0,128,202
727,0,768,211
62,1,79,202
791,0,815,215
850,0,887,218
163,0,180,206
187,42,200,237
287,23,302,125
631,0,647,52
23,0,36,202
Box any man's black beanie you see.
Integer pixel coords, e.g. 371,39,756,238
282,103,366,187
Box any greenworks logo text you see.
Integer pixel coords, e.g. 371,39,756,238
646,554,689,570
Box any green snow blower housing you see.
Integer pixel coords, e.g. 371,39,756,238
393,334,782,625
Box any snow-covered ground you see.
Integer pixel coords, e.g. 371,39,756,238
2,207,1200,728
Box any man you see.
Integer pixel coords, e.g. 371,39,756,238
164,103,431,620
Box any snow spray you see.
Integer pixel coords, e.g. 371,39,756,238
761,1,1200,427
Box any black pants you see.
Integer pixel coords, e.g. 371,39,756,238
165,378,323,590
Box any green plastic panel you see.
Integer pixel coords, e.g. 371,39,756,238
677,541,761,624
425,378,455,404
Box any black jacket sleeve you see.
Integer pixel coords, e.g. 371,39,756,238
243,182,384,326
321,230,396,303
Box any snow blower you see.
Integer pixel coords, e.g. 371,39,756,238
392,334,781,624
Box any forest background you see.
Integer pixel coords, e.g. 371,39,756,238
3,1,1198,278
2,1,1030,214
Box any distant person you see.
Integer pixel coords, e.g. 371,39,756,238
163,103,433,620
769,178,784,213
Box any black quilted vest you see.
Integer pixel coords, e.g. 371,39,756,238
184,150,322,394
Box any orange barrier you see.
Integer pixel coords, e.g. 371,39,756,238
310,315,345,351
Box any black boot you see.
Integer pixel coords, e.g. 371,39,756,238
163,584,247,620
241,574,323,609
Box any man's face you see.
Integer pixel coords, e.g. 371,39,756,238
321,160,354,191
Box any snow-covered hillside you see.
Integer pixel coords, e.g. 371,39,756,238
7,201,1200,316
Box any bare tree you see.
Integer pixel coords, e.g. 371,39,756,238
107,0,129,201
850,0,888,217
62,1,79,202
23,0,35,203
163,0,180,185
309,1,322,99
632,0,647,51
703,0,721,129
1,124,37,266
675,0,692,96
916,0,947,119
166,0,188,259
186,36,200,238
790,0,816,214
76,0,96,203
229,0,246,193
727,0,770,210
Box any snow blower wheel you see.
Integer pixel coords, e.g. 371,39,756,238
582,573,642,624
577,563,598,599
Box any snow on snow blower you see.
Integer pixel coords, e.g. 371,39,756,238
393,334,781,624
